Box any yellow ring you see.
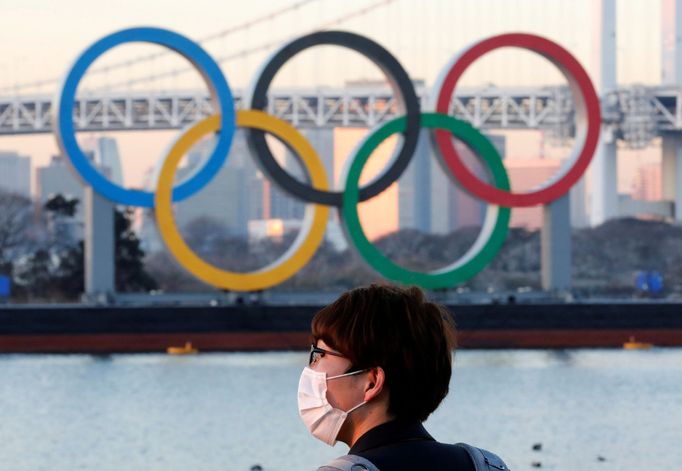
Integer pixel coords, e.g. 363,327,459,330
154,110,330,291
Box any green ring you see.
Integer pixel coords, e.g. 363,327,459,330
341,112,511,289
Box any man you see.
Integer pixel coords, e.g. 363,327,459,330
297,284,507,470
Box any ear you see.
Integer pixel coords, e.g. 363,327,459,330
363,366,386,402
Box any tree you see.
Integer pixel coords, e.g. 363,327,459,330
43,194,78,217
14,196,157,300
0,191,35,266
114,208,157,292
55,242,84,299
14,249,58,300
43,193,81,249
10,196,82,300
46,205,159,295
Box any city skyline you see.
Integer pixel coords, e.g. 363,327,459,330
0,127,665,242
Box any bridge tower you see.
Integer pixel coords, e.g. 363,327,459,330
590,0,618,226
661,0,682,223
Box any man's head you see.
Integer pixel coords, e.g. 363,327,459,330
311,284,457,425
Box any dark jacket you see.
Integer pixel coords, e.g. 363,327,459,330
348,419,476,471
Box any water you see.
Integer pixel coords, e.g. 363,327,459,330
0,349,680,471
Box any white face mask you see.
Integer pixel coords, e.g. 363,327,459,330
297,366,367,446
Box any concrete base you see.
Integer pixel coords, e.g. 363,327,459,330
541,195,572,291
662,135,682,221
84,187,115,299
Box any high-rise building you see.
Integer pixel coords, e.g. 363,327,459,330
94,137,124,185
141,129,328,252
36,145,121,243
171,130,264,237
266,127,348,249
37,136,121,210
138,167,163,253
632,162,662,201
305,128,335,186
269,128,335,221
36,155,87,242
398,130,432,232
399,132,505,234
506,159,562,229
0,151,31,197
36,155,85,211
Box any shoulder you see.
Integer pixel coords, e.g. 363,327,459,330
455,443,511,471
357,440,477,471
316,454,380,471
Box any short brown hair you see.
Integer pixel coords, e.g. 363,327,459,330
311,284,457,422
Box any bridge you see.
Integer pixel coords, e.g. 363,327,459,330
4,82,682,227
1,86,681,152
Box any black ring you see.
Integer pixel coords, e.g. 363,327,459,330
245,31,421,207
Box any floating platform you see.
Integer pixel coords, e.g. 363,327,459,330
0,303,681,353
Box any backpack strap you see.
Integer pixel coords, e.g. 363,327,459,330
316,454,381,471
455,443,510,471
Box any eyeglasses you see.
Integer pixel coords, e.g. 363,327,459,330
309,344,345,366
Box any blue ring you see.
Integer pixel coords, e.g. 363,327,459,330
55,27,235,207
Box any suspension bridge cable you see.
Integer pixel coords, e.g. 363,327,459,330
85,0,398,93
0,0,320,94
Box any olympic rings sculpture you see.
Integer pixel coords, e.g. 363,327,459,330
53,27,600,291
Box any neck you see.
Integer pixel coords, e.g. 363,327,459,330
347,408,395,448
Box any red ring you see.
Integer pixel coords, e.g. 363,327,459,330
434,33,601,207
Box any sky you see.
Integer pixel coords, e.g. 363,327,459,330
0,0,664,90
0,0,667,235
